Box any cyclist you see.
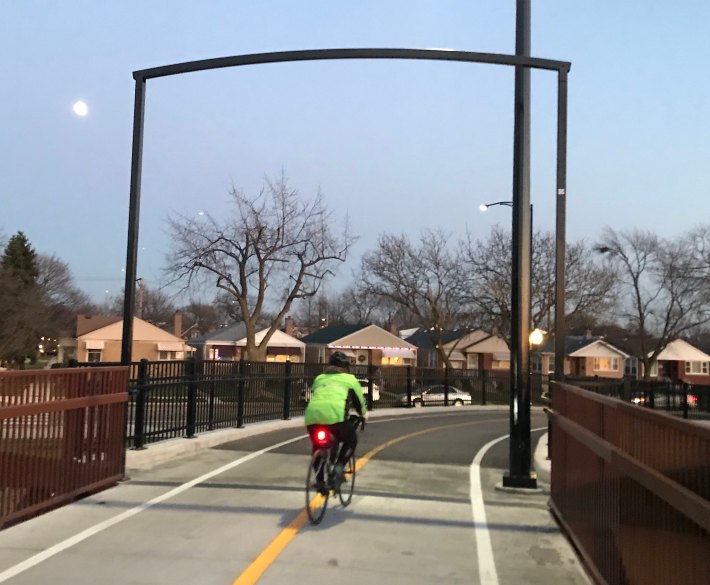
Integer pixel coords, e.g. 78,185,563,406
305,351,367,493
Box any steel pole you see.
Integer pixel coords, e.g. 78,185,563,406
504,0,536,489
554,70,568,381
120,77,146,365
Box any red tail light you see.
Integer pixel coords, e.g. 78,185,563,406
314,428,330,446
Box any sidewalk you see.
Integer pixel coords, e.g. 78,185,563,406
0,407,590,585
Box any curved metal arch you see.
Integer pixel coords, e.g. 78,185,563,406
134,47,570,80
121,47,569,366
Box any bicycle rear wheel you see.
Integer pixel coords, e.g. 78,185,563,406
338,453,356,507
306,448,329,525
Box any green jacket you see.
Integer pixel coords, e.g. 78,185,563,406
304,367,367,426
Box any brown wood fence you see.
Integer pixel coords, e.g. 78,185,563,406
548,381,710,585
0,367,129,528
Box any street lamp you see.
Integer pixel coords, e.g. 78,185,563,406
479,201,534,309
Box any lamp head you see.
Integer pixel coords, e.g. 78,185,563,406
529,328,545,346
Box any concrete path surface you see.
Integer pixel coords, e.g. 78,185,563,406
0,407,590,585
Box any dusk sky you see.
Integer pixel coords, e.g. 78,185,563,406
2,1,709,305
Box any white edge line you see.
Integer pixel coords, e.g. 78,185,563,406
0,434,308,584
470,426,547,585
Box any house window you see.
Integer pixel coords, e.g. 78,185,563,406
593,357,619,371
492,359,510,370
649,361,658,377
624,357,638,377
466,354,479,370
159,351,177,360
685,361,709,375
87,350,102,363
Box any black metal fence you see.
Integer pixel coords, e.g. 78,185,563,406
77,359,548,449
565,376,710,421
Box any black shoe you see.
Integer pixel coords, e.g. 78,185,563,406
315,481,328,495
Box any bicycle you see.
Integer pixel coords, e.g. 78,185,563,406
305,414,365,525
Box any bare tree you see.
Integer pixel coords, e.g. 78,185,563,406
361,229,468,367
461,226,616,341
179,299,230,337
166,173,355,360
36,254,95,338
598,227,710,377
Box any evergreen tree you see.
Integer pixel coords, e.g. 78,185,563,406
1,231,39,287
0,232,44,367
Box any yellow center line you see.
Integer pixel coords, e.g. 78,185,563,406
232,420,478,585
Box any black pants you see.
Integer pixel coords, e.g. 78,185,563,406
307,420,358,467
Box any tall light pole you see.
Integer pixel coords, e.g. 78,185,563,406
505,0,536,489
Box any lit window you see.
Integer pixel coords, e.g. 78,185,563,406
492,359,510,370
159,351,177,360
87,350,102,363
593,357,619,371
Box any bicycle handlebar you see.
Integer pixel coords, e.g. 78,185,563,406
348,413,366,431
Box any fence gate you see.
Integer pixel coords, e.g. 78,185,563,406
0,367,128,528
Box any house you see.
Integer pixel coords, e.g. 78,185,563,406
539,334,629,379
645,338,710,384
66,315,194,363
187,322,305,362
459,331,511,372
301,324,417,366
405,328,510,371
404,328,472,368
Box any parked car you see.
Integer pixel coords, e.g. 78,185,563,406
631,390,698,409
299,377,380,404
397,385,472,407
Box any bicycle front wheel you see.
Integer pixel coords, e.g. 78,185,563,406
338,453,356,507
306,448,329,525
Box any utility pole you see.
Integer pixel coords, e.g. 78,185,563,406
504,0,537,489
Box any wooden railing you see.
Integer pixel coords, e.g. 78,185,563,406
0,367,129,528
547,381,710,585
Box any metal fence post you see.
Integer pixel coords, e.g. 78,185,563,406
132,359,148,450
185,356,197,438
237,359,246,428
444,366,449,407
682,382,689,419
406,365,413,407
283,360,292,420
205,359,215,431
481,369,487,405
367,363,374,411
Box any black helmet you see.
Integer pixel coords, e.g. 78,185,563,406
329,351,351,369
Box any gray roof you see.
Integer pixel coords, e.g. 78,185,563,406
187,322,246,345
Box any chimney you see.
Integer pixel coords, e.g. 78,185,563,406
174,310,183,338
585,329,593,339
284,316,295,336
389,321,398,336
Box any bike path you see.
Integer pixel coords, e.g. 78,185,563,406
0,408,590,585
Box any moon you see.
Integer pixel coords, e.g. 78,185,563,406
73,101,88,116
